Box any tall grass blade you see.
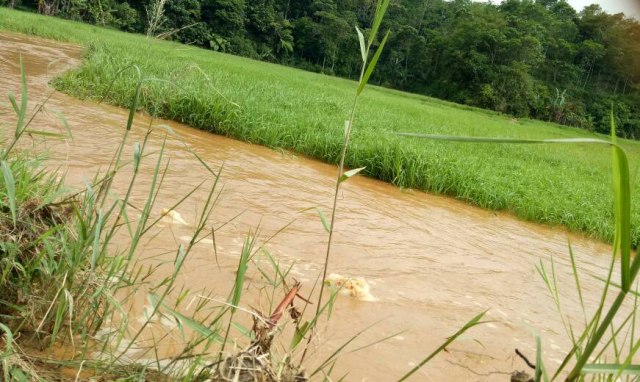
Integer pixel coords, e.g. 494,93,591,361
133,142,141,173
22,130,65,138
582,364,640,375
368,0,390,49
534,334,549,382
53,110,72,139
568,241,586,323
305,1,391,366
310,318,382,377
610,110,631,291
127,75,143,131
155,298,221,342
231,236,252,312
292,320,310,349
356,26,366,63
91,212,103,268
357,30,390,96
397,134,615,146
16,56,27,137
338,166,366,183
7,92,19,115
0,323,13,381
399,133,631,281
317,208,330,233
397,310,486,381
1,161,17,225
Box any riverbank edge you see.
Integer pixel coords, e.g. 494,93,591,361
0,7,637,248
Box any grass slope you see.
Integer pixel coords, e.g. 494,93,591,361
1,8,639,246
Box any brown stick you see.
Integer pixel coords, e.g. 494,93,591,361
268,282,301,329
515,349,536,370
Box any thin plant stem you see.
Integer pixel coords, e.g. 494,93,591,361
300,52,367,366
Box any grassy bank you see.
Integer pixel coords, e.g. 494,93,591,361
1,7,639,246
0,61,320,380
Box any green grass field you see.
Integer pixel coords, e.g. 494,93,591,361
2,8,639,246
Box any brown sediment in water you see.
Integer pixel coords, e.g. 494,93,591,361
0,32,633,381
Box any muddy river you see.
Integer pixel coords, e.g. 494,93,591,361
0,33,627,381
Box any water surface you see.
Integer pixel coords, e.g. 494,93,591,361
0,33,624,381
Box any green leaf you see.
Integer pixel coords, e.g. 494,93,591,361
10,368,28,382
54,110,73,139
0,323,14,364
396,133,614,145
610,110,631,291
368,0,390,50
23,130,66,138
91,212,103,268
7,92,19,115
291,321,310,349
311,317,387,377
153,124,176,136
582,364,640,375
133,142,141,173
355,25,367,63
165,306,220,341
173,244,186,277
357,30,390,96
125,66,142,131
1,161,17,226
230,236,252,313
534,334,544,382
232,322,252,338
17,56,27,137
317,208,330,232
339,167,366,183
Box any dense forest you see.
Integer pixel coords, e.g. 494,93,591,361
3,0,639,137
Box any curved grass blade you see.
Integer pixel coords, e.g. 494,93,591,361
609,110,631,291
397,310,487,381
356,26,367,63
339,166,366,183
368,0,390,50
1,161,17,226
357,30,390,96
582,364,640,375
0,323,14,382
317,208,330,233
398,131,632,381
16,56,27,137
397,132,631,289
311,317,389,377
534,334,549,382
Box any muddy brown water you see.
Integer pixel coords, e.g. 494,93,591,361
0,33,630,381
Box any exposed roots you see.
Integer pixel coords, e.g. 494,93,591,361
0,198,74,334
510,370,534,382
211,342,307,382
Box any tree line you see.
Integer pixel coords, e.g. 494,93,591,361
3,0,640,137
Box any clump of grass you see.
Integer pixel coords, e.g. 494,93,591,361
0,172,73,331
0,59,355,382
0,60,210,378
0,60,108,346
1,7,639,247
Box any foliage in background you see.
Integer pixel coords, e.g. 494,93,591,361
1,7,639,249
2,0,639,137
